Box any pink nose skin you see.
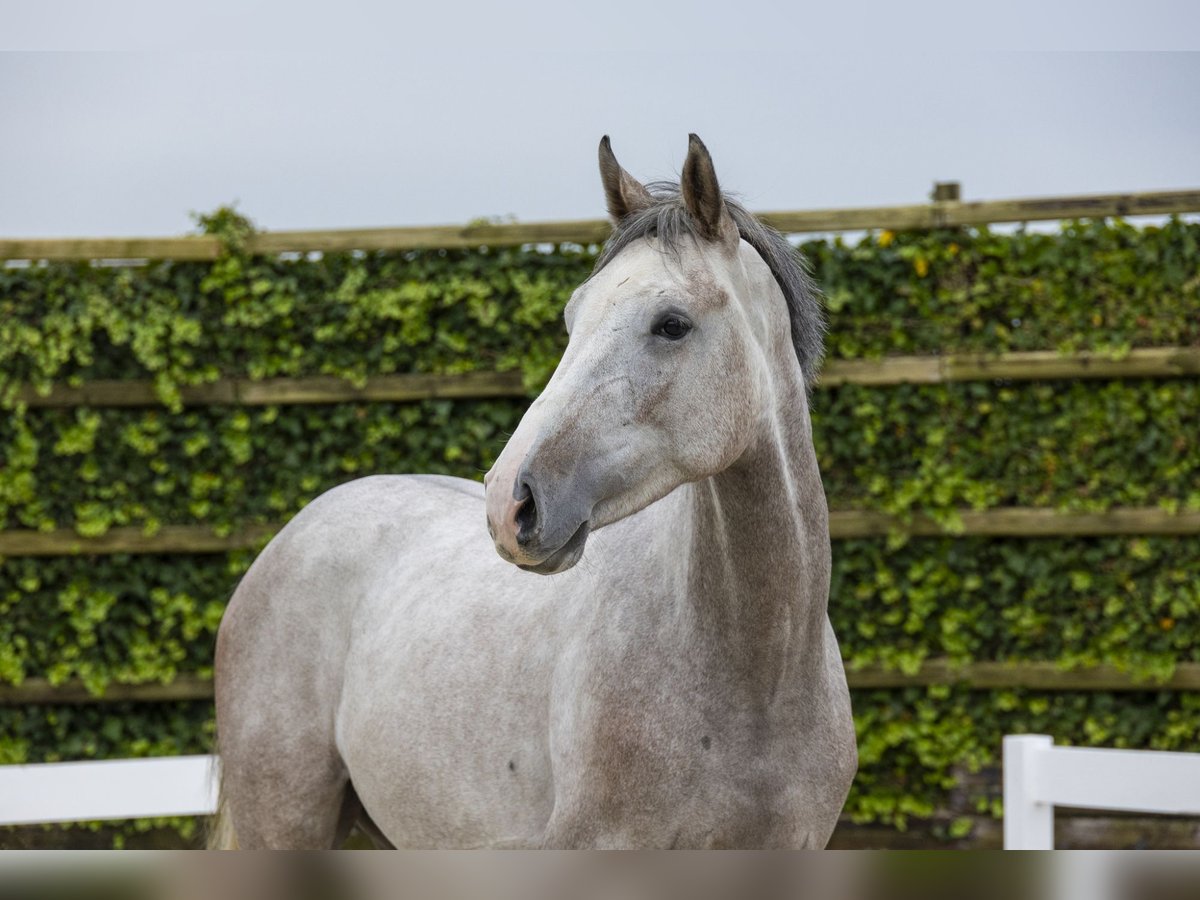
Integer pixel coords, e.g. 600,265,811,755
486,484,532,564
484,431,537,565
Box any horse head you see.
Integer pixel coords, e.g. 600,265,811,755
485,135,822,574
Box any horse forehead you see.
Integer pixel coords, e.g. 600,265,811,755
681,266,733,311
585,240,736,311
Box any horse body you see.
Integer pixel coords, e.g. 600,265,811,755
213,136,857,848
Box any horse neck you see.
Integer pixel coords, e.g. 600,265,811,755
681,367,831,703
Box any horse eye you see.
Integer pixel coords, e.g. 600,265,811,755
654,316,692,340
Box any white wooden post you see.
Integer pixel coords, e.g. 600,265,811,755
1003,734,1054,849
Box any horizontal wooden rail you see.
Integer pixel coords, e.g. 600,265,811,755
759,188,1200,234
0,524,277,557
0,236,221,262
3,188,1197,261
0,681,217,710
16,371,527,409
4,661,1198,705
849,661,1200,691
2,507,1197,559
14,347,1200,409
817,346,1200,387
828,506,1200,539
0,678,218,705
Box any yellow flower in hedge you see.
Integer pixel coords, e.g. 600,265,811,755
914,257,929,278
878,230,894,247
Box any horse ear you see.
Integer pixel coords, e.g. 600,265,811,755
599,136,653,224
681,134,737,247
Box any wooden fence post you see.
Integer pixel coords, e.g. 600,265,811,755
932,181,962,202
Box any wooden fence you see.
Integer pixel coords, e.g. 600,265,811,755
3,183,1199,706
12,347,1200,410
1003,735,1200,849
2,185,1199,261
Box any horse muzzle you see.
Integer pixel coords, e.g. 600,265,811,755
485,459,592,575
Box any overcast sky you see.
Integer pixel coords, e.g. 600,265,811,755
2,3,1197,237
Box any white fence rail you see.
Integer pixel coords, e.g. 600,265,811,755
1003,734,1200,849
0,755,217,826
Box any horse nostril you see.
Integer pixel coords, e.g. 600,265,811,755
515,482,539,544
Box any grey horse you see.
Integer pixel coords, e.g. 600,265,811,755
210,135,856,849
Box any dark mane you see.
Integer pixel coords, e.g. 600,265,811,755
592,180,826,386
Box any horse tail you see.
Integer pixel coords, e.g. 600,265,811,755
206,753,240,850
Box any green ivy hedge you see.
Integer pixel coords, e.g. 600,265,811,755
1,211,1198,845
5,379,1199,535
